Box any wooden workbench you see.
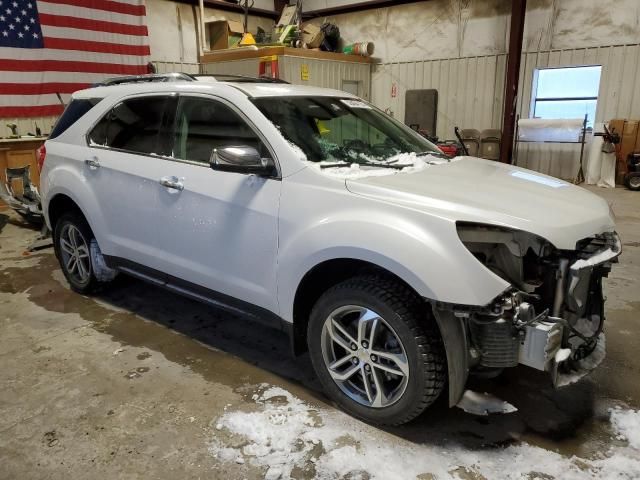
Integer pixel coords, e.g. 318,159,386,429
0,137,46,193
199,45,374,64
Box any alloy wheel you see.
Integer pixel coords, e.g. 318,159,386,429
59,224,91,284
320,305,409,408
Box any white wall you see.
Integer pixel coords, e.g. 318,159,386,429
304,0,640,62
146,0,275,64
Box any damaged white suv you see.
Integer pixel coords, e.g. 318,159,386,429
40,74,620,425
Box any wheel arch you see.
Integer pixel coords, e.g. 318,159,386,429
289,256,470,408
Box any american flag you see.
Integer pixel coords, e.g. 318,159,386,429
0,0,150,118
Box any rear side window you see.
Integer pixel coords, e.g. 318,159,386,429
89,96,171,156
50,98,102,139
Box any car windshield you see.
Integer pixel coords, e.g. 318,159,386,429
251,96,442,164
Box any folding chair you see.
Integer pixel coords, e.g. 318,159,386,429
480,129,502,161
459,129,481,157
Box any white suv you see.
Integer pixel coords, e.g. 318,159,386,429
40,74,620,425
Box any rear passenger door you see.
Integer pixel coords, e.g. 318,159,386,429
86,94,176,267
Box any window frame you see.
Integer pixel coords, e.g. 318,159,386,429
85,92,177,158
529,65,602,126
85,92,281,179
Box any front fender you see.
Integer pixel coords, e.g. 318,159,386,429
277,173,510,324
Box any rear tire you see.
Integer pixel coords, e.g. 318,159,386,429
53,212,108,294
624,172,640,191
307,275,446,425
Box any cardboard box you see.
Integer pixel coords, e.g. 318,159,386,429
302,23,323,48
207,19,244,50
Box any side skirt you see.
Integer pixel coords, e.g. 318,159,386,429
103,255,288,333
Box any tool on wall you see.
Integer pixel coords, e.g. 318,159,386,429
6,123,18,138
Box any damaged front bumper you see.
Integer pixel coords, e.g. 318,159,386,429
446,230,621,399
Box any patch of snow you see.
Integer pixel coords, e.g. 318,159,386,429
555,348,572,363
112,347,125,355
570,237,621,270
209,383,640,480
610,407,640,449
456,390,518,416
307,152,456,180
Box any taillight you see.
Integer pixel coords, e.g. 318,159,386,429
36,144,46,172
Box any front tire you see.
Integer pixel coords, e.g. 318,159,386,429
307,275,446,425
53,212,105,294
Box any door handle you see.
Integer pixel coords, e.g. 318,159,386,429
159,176,184,191
84,157,100,168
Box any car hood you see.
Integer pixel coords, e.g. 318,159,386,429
345,157,615,249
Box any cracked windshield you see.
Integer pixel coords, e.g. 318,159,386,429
252,96,444,167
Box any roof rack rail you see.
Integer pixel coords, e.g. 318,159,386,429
193,74,290,84
98,73,196,86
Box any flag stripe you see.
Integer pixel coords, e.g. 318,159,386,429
2,71,126,83
0,47,149,64
38,13,148,36
0,105,65,117
37,1,146,26
42,25,150,46
1,83,92,95
44,37,150,55
0,93,72,107
1,59,149,74
39,0,146,16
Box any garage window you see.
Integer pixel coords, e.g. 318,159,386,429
530,66,602,127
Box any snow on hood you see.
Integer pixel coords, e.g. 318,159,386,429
306,152,457,179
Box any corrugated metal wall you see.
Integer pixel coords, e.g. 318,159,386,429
200,56,372,100
372,43,640,179
280,57,372,101
371,55,507,141
152,61,201,74
201,59,261,77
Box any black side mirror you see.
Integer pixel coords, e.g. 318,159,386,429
210,146,275,176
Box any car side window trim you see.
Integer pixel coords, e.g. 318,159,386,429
84,92,177,155
165,93,281,179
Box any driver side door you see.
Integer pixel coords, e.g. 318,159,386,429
150,94,282,316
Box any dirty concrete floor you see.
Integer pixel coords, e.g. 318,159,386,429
0,186,638,480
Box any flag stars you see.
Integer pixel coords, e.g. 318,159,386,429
5,8,11,14
24,24,29,30
32,32,37,38
12,1,17,7
8,23,14,29
0,14,4,21
28,2,33,7
14,16,20,23
1,31,7,37
21,9,26,15
29,17,34,23
17,31,23,38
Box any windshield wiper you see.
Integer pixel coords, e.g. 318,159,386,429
416,151,451,159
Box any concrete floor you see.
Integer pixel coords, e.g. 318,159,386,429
0,185,638,479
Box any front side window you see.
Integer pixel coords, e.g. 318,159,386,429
531,66,602,127
172,96,266,164
89,96,171,155
251,96,441,163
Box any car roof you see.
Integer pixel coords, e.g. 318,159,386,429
72,80,357,101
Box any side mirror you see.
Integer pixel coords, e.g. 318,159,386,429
210,146,275,176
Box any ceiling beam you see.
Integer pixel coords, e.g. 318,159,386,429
302,0,426,19
172,0,280,20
